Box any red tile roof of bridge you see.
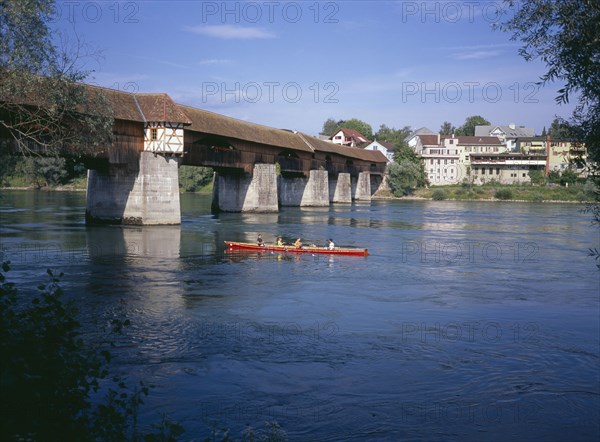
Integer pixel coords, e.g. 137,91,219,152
1,78,387,164
177,104,315,153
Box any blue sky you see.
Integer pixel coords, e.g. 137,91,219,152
50,1,576,136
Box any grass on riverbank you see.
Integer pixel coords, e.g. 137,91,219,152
412,182,598,202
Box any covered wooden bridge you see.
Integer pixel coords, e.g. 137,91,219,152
4,83,388,224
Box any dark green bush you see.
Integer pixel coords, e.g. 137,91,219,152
495,188,513,200
0,262,185,441
431,189,448,200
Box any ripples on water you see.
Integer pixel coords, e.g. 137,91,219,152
1,190,598,441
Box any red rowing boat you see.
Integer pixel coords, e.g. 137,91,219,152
224,241,369,257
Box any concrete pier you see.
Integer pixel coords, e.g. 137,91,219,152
279,169,329,207
212,163,278,212
86,152,181,225
353,171,372,201
329,172,352,203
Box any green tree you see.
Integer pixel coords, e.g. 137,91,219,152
498,0,600,165
0,263,186,441
548,117,575,138
321,118,343,136
374,124,412,147
439,121,456,135
560,168,579,185
454,115,490,136
341,118,373,140
548,170,561,184
0,0,113,156
387,160,422,196
394,144,427,187
179,166,213,192
528,168,546,185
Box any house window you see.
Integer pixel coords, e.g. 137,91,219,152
444,159,447,165
151,128,158,141
489,168,493,175
482,168,485,175
451,159,455,164
496,168,500,175
523,173,526,177
450,140,454,144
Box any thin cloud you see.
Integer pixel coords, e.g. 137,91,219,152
185,24,276,40
453,50,502,60
198,59,235,66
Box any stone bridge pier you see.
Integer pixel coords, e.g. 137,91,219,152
86,152,181,225
211,163,279,212
86,157,380,223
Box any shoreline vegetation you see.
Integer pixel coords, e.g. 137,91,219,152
1,156,596,203
1,182,596,204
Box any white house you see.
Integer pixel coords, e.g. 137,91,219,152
475,124,535,152
405,127,435,150
329,128,370,147
365,140,395,162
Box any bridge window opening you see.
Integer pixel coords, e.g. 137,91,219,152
277,149,299,159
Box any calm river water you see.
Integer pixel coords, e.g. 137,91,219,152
1,190,599,441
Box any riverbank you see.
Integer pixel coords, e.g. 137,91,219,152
405,182,597,203
2,180,597,203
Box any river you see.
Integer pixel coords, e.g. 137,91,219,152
1,189,598,441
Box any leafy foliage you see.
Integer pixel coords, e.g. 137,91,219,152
499,0,600,164
179,165,213,192
0,262,185,441
0,0,114,156
454,115,490,136
339,118,373,140
439,121,456,135
387,160,423,196
321,118,344,137
374,124,412,148
431,189,448,200
528,169,547,185
494,188,513,200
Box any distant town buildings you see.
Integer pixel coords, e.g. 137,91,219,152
406,126,587,185
329,128,370,147
364,140,395,162
322,123,588,186
475,123,535,151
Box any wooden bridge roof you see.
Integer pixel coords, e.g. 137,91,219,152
1,77,387,164
178,103,387,163
178,104,314,153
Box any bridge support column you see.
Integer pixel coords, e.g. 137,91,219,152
329,172,352,203
212,163,278,212
279,169,329,207
86,152,181,225
353,171,372,201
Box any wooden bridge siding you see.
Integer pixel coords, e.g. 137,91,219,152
107,119,144,164
182,132,385,176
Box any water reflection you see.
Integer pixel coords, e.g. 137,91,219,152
86,225,181,260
